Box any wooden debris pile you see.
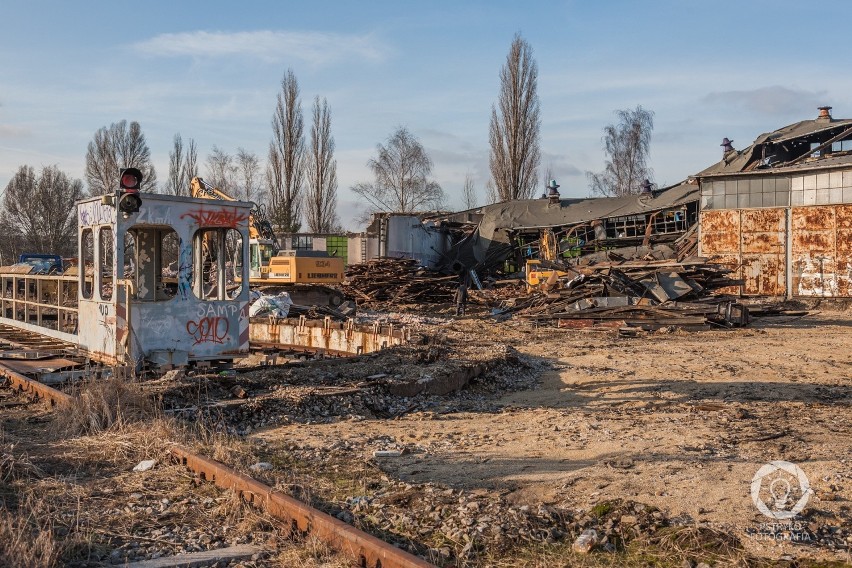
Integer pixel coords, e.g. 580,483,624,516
501,258,749,331
343,258,459,307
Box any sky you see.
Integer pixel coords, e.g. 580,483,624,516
2,0,852,230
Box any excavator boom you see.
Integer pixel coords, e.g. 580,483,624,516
188,176,347,310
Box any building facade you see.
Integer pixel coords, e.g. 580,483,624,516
698,108,852,297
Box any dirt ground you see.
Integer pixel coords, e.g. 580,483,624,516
253,310,852,565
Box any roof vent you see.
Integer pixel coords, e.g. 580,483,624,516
818,106,832,121
721,137,735,155
546,179,561,205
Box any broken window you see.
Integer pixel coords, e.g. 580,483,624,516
99,227,114,301
193,228,244,301
123,232,136,280
126,228,181,301
81,229,94,300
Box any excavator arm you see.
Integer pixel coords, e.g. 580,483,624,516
190,177,279,248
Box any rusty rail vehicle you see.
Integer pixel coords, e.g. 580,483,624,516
0,174,253,370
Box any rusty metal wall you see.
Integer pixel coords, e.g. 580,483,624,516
700,208,785,296
701,205,852,298
740,209,785,296
699,209,742,295
791,205,852,297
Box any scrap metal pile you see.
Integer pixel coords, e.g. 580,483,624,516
343,258,459,306
497,258,750,331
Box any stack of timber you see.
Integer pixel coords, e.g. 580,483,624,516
343,258,458,306
503,257,749,331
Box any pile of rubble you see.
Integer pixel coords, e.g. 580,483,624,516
343,258,459,306
499,258,748,331
153,340,543,434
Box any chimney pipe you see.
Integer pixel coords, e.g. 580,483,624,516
546,179,561,205
818,106,832,120
721,137,735,155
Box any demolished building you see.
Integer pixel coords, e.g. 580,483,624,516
697,106,852,298
442,182,700,274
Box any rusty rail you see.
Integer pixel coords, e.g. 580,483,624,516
171,446,435,568
0,361,73,406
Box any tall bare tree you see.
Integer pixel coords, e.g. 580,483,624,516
489,34,541,202
462,173,477,209
305,97,340,233
352,126,445,214
205,146,238,197
85,120,157,195
184,138,198,190
166,134,187,195
266,69,304,233
236,148,262,204
1,165,84,259
587,105,655,197
166,134,199,195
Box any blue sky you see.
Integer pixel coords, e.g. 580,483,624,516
2,0,851,229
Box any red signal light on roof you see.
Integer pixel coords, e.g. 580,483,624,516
119,168,143,192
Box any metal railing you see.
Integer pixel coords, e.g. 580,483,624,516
0,274,79,334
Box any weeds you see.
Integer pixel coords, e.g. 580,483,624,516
0,445,44,483
0,495,61,568
54,378,153,436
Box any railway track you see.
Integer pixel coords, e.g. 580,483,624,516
0,351,435,568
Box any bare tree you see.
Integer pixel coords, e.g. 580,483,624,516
166,134,186,195
485,180,499,204
266,69,304,233
166,134,199,196
462,173,477,209
85,120,157,195
205,146,238,197
305,97,340,233
352,126,445,214
236,148,262,204
489,34,541,202
1,165,84,259
587,105,655,197
184,138,198,190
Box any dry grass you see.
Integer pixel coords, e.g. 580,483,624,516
0,445,44,484
270,534,355,568
639,525,749,563
0,495,61,568
55,378,154,437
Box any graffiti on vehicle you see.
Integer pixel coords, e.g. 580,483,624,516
78,202,114,227
186,316,229,345
180,208,248,228
178,244,192,301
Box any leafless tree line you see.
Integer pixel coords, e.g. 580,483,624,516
587,105,655,197
1,33,656,262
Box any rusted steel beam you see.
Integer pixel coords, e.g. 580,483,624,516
171,446,435,568
248,341,352,358
0,362,73,406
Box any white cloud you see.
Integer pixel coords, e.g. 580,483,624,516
702,86,829,117
0,125,30,138
132,30,390,66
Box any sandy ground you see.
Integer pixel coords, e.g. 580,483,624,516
255,311,852,564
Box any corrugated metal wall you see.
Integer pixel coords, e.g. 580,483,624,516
791,205,852,296
700,204,852,297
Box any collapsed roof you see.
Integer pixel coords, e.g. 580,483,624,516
697,107,852,178
445,182,700,271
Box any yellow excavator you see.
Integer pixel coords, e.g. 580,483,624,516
189,177,347,308
525,229,576,290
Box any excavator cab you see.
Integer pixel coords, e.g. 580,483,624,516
236,238,275,281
